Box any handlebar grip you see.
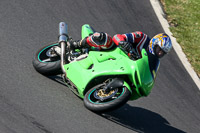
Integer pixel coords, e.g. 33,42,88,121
59,22,68,43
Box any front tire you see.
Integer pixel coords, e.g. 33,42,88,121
32,42,62,76
84,81,131,112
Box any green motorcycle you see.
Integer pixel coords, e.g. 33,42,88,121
33,22,155,112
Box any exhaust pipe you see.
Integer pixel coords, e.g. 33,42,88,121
59,22,68,42
59,22,68,74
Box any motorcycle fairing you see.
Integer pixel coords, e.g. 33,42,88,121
64,48,154,99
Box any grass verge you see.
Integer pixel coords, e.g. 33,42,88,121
160,0,200,77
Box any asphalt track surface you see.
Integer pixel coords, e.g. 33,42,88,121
0,0,200,133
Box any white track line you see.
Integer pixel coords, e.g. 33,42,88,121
150,0,200,89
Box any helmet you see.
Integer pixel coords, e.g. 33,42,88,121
91,32,113,49
149,33,172,58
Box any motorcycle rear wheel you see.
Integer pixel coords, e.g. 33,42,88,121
84,81,131,112
32,42,62,76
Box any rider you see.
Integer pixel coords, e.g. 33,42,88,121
113,31,172,77
70,32,114,51
71,31,172,78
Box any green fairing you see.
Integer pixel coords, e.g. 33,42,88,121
64,24,154,100
81,24,95,39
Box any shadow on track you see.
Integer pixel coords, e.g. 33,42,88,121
99,104,186,133
47,75,185,133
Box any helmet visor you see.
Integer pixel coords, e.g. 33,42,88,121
155,45,166,58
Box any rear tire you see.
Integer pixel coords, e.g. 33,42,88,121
32,42,62,76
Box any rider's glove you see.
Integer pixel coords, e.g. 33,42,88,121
118,41,140,59
118,41,133,52
129,49,140,59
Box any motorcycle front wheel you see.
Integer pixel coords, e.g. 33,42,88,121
84,81,131,112
32,42,62,76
